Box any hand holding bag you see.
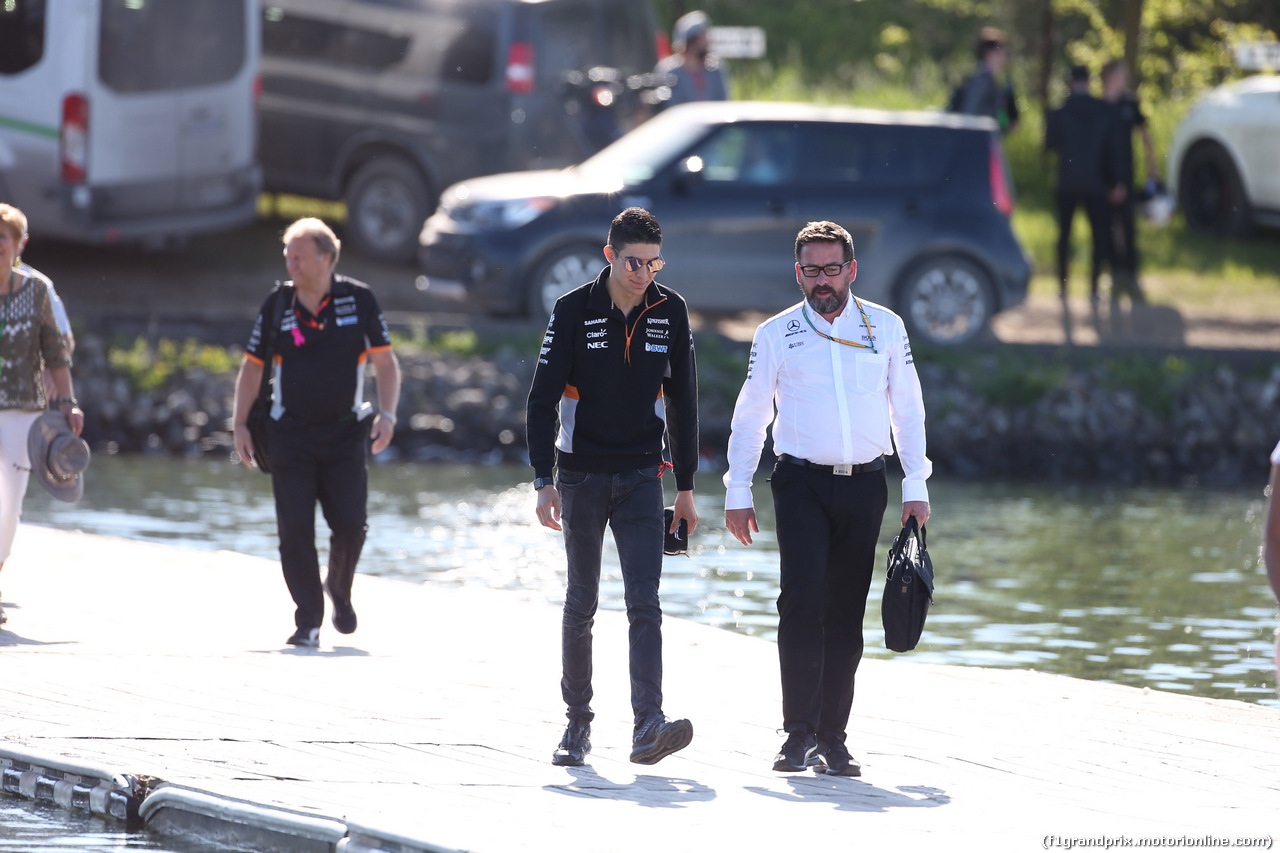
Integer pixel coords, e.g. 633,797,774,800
881,516,935,652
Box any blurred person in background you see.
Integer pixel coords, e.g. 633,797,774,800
1045,65,1117,304
1264,441,1280,687
949,26,1019,134
654,10,729,109
0,204,84,625
1102,59,1159,306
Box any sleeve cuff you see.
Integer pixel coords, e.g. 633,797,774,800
902,480,930,504
675,473,695,492
725,486,754,511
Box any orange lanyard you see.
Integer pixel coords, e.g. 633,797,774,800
622,295,667,363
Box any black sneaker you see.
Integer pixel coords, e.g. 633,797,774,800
814,737,862,777
325,580,358,635
552,721,591,766
286,627,320,647
772,732,818,772
629,716,693,765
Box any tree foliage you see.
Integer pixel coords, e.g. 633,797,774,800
652,0,1279,107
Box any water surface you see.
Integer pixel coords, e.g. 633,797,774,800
20,454,1279,707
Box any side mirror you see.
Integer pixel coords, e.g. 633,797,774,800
670,155,705,196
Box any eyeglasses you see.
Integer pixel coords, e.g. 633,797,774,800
798,261,851,277
620,255,666,273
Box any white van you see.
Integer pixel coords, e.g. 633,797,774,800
0,0,261,247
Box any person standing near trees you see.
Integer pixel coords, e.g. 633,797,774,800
1102,59,1159,305
654,10,729,109
232,217,400,648
527,207,699,768
950,26,1019,134
723,221,930,777
1045,65,1117,303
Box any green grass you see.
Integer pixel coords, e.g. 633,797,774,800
109,338,241,393
739,68,1280,315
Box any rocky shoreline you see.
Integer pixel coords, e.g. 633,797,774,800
68,333,1279,486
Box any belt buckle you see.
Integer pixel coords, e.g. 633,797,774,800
832,463,853,476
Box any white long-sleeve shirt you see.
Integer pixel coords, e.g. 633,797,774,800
723,296,931,511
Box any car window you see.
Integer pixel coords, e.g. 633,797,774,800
575,110,710,185
531,0,653,84
792,123,953,187
533,2,596,85
595,0,657,76
262,3,496,84
100,0,246,93
0,0,45,75
687,125,797,186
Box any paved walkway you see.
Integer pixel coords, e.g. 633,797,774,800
2,526,1277,852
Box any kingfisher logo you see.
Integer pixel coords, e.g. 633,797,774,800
645,343,668,353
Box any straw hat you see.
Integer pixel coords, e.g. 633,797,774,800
27,410,90,503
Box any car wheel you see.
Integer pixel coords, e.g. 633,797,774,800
527,245,604,321
344,157,433,263
897,255,995,346
1179,142,1251,237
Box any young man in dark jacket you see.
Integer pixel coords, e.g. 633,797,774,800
1045,65,1119,302
526,207,699,768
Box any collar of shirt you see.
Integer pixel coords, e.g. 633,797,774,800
586,267,662,318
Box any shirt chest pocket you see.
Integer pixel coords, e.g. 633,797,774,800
855,352,889,392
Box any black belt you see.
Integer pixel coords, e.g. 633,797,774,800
778,453,884,476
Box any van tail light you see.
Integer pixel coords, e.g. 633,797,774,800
989,137,1013,216
655,31,671,61
505,41,534,94
61,93,89,184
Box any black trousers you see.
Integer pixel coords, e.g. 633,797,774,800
1055,188,1110,297
1109,193,1142,299
770,461,888,739
268,416,369,630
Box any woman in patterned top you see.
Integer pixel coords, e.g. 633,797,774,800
0,204,84,624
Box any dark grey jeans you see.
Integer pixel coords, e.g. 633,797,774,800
557,465,665,726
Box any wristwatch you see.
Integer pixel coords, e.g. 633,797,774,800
533,477,553,491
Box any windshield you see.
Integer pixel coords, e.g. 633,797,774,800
574,111,711,185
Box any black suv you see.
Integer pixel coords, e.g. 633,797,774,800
259,0,661,262
418,101,1030,345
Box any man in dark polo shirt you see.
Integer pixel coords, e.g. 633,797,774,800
232,217,401,647
527,207,699,767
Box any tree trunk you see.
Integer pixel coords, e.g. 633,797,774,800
1038,0,1055,109
1123,0,1144,80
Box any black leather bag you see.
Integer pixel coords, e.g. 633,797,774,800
245,380,274,474
245,285,288,475
881,517,935,652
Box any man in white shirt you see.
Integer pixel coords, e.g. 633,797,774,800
724,221,931,777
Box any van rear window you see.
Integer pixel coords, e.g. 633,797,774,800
263,5,496,85
99,0,246,93
0,0,45,76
